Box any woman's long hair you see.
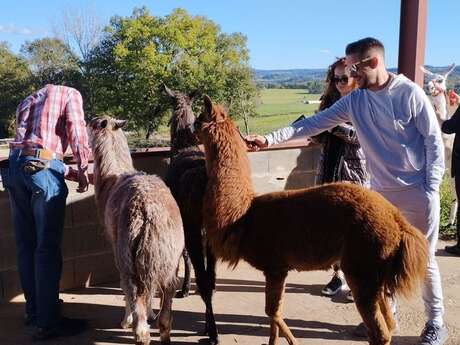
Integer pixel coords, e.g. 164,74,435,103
319,57,355,111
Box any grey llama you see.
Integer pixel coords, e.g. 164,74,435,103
88,116,184,345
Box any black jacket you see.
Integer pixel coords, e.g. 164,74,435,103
442,105,460,177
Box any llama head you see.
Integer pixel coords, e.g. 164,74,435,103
198,95,228,125
420,63,456,96
195,95,229,142
196,95,247,151
87,115,128,149
162,84,199,146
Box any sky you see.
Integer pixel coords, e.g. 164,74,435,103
1,0,459,70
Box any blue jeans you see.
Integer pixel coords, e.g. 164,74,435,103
1,149,68,328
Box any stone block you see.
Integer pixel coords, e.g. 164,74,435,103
0,235,17,271
71,224,108,258
60,260,75,290
0,196,13,239
68,193,99,228
74,253,118,288
133,155,170,179
0,269,22,302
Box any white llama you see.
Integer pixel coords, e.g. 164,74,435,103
421,63,457,225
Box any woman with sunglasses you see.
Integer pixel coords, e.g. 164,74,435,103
312,57,369,299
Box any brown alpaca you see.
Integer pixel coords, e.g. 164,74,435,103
89,116,184,345
196,95,429,345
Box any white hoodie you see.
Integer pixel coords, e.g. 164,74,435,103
265,74,445,192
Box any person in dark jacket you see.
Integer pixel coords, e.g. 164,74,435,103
311,58,369,299
442,90,460,256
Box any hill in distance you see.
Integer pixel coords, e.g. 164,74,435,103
254,65,460,88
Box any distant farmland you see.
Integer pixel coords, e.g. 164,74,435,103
236,89,321,134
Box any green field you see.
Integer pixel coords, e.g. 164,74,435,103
147,88,321,141
235,89,321,134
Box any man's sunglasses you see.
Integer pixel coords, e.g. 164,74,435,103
347,57,373,73
331,76,349,84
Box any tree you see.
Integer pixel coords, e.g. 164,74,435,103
20,38,81,86
88,7,258,137
0,42,32,138
223,66,258,134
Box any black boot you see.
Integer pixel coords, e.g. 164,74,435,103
445,242,460,255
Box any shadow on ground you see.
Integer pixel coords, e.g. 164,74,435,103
0,277,441,345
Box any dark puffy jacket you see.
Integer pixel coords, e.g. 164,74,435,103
441,105,460,177
313,123,369,186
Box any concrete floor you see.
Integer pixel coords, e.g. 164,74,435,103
0,240,459,345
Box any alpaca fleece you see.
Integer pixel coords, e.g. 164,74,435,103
198,97,428,345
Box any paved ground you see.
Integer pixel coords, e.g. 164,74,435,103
0,240,459,345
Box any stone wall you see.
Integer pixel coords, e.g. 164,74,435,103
0,143,320,302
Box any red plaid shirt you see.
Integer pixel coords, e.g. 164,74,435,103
10,84,90,170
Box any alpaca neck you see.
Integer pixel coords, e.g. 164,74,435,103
170,127,200,156
205,123,255,232
93,135,135,216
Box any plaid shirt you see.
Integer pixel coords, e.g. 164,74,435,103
10,84,90,170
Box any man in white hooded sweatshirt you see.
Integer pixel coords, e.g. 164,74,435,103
246,37,447,345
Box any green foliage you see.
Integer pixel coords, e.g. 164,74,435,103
20,38,81,87
0,42,33,138
88,7,257,136
439,175,457,239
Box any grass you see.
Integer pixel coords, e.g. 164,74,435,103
150,88,321,138
440,176,457,240
236,89,321,134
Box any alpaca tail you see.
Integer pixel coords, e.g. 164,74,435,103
385,219,429,299
117,218,158,300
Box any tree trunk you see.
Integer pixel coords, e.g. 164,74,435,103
243,112,250,135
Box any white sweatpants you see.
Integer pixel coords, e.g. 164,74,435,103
378,183,444,326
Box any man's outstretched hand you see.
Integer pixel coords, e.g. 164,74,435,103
244,134,268,151
65,167,94,192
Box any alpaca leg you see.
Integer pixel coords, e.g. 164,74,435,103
146,289,156,323
176,248,191,298
134,294,150,345
378,292,396,334
121,298,133,329
204,244,218,344
265,271,298,345
157,284,175,345
349,280,390,345
120,278,133,329
186,230,219,341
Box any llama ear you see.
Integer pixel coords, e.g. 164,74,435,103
420,66,434,76
445,63,456,77
203,95,213,116
113,119,128,130
99,119,108,129
162,83,176,98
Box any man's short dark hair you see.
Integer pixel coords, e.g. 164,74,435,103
345,37,385,58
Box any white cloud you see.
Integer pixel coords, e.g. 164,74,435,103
319,49,331,54
0,24,39,35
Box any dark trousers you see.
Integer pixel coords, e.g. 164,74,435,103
456,174,460,244
1,149,68,328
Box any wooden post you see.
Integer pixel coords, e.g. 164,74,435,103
398,0,427,87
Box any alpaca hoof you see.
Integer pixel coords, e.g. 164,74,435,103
160,340,171,345
135,332,150,345
120,320,132,329
175,290,189,298
209,337,219,345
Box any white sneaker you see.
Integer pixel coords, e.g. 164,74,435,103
321,274,344,296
